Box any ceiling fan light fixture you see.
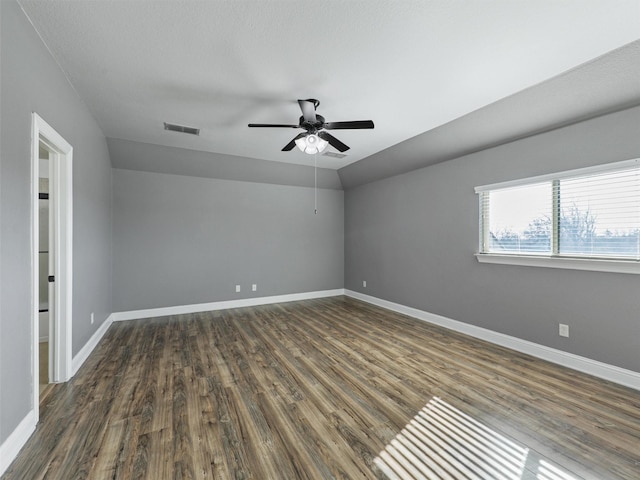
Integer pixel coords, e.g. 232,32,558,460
249,99,373,152
295,134,328,154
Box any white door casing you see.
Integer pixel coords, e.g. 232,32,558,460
31,113,73,420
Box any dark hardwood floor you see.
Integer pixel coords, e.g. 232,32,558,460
3,296,639,479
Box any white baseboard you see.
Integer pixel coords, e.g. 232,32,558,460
0,410,36,477
345,289,640,391
112,289,346,322
71,313,114,376
73,290,344,374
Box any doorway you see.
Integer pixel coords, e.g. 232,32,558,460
38,146,52,400
31,113,73,420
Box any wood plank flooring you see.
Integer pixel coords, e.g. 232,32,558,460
3,296,640,479
39,341,54,402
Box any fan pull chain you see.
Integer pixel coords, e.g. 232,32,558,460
314,152,318,214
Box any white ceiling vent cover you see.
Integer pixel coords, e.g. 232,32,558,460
322,151,347,159
163,122,200,136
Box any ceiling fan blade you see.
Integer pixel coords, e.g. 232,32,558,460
323,120,374,130
248,123,300,128
282,133,306,151
318,131,350,152
298,99,317,123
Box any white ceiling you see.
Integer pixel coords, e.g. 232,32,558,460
19,0,640,170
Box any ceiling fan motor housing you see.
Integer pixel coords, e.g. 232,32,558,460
300,114,325,133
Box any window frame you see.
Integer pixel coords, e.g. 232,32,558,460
475,158,640,275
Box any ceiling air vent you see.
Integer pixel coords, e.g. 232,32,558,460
163,122,200,136
322,151,347,159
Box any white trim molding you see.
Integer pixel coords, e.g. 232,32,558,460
31,112,74,426
345,289,640,391
71,314,115,376
0,410,36,477
112,289,346,322
475,253,640,275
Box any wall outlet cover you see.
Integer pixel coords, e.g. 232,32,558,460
559,324,569,337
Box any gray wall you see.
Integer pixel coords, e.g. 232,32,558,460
0,0,113,443
345,106,640,373
108,137,343,190
112,169,344,312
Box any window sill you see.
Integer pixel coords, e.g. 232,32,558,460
475,253,640,275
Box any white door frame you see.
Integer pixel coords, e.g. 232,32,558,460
31,113,73,418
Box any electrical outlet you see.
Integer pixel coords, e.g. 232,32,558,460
559,323,569,337
363,280,367,288
90,312,94,325
235,285,241,293
252,284,257,292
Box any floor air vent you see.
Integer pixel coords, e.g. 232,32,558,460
163,122,200,136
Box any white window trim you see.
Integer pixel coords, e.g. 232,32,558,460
475,253,640,275
475,158,640,275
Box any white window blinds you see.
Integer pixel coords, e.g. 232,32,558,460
558,168,640,258
477,159,640,261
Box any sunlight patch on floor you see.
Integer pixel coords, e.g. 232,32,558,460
374,396,581,480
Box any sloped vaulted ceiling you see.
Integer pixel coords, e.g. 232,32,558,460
17,0,640,187
340,41,640,187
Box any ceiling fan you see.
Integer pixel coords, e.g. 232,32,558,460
248,99,374,154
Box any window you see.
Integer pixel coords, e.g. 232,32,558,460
475,158,640,274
